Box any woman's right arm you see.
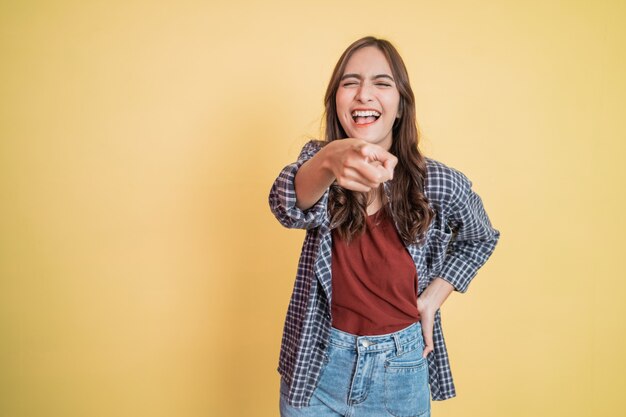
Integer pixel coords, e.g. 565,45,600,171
269,139,397,229
295,139,398,210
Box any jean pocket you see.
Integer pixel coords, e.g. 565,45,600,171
323,345,331,365
383,348,430,417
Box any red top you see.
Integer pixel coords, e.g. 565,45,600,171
331,206,421,336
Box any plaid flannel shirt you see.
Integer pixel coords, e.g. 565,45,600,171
269,140,500,408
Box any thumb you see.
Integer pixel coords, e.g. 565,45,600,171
421,320,435,359
382,156,397,180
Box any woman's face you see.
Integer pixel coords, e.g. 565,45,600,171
335,46,401,151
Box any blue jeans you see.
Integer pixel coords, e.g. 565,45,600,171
280,321,431,417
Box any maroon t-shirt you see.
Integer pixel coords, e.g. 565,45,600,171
331,206,421,336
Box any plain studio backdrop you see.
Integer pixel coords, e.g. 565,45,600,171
1,1,624,416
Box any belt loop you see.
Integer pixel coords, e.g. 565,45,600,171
393,333,402,355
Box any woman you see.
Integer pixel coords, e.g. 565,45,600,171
269,36,500,417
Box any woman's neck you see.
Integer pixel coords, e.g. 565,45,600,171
366,186,386,215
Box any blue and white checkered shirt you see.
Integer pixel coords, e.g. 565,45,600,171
269,140,501,408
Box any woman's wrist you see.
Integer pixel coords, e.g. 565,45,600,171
317,143,336,180
294,146,336,211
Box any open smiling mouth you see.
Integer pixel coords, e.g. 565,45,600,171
351,110,381,126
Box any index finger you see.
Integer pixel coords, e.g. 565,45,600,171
353,159,392,184
382,155,398,179
360,143,393,161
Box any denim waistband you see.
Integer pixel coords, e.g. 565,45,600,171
328,322,423,355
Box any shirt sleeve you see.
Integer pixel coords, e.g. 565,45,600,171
268,140,330,230
438,173,501,293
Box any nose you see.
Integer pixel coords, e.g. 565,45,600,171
355,83,373,103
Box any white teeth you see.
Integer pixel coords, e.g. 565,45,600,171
351,110,381,117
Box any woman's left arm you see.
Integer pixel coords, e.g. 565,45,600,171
418,171,501,357
417,277,454,358
439,172,501,293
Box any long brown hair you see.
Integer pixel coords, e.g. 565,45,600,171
323,36,434,245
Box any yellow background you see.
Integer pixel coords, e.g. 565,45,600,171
1,1,624,416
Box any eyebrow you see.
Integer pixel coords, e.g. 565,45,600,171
340,73,395,82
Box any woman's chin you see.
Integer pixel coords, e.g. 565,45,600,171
347,131,375,141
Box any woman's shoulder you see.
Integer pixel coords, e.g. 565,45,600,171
424,156,468,182
423,156,472,207
296,139,326,160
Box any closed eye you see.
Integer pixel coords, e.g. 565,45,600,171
342,82,392,87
